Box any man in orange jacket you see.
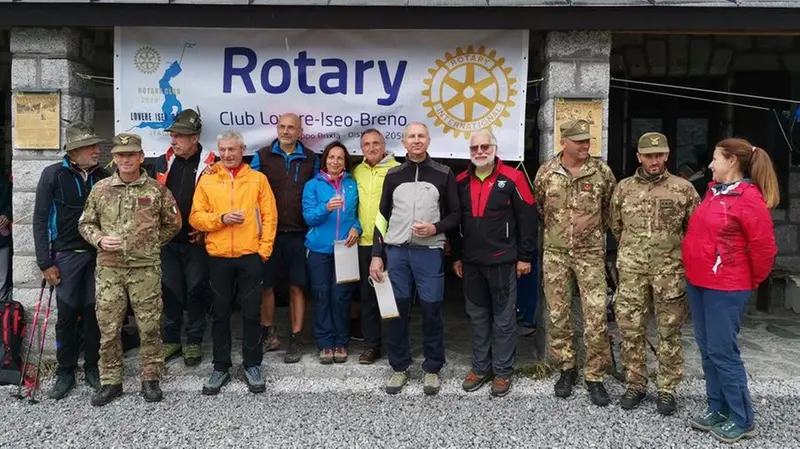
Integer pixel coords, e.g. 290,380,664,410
189,130,277,395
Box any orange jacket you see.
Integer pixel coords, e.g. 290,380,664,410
189,163,277,261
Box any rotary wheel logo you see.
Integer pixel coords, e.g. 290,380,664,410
422,45,518,139
133,46,161,75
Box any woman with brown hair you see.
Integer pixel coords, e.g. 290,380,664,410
681,138,778,444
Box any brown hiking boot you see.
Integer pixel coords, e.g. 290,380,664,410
320,348,334,365
462,371,493,392
491,376,512,397
333,346,348,363
263,326,280,353
358,348,380,365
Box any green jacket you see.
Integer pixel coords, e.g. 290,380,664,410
352,153,400,246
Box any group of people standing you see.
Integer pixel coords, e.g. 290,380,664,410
31,107,777,444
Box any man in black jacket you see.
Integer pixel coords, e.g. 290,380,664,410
450,130,536,398
32,122,109,399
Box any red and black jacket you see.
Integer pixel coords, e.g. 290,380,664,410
450,159,537,266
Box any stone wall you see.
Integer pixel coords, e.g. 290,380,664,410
10,28,95,328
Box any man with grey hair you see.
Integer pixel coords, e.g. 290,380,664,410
369,121,460,395
190,130,278,395
450,129,536,397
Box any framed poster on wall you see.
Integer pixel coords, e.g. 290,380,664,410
12,90,61,151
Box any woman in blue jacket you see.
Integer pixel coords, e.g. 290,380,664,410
302,141,362,364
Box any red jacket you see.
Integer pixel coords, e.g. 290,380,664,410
682,181,777,291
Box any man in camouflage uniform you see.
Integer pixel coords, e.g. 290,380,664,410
610,132,700,416
78,134,181,406
534,119,617,406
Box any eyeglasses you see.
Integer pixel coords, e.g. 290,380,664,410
469,144,496,153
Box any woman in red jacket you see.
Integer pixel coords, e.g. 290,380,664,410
682,138,778,444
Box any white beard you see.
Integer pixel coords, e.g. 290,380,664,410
471,154,496,169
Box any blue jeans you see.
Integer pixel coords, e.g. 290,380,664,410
687,282,754,428
384,246,445,373
307,251,356,350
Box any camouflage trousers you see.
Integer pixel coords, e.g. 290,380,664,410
96,265,163,385
543,250,610,382
614,271,687,393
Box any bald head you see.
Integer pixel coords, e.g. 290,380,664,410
277,113,302,149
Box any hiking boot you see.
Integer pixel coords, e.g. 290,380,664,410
183,344,202,367
491,376,512,397
423,372,441,396
202,370,231,395
657,391,677,416
358,348,380,365
91,384,123,407
689,409,730,431
554,369,578,399
462,371,493,392
385,370,408,395
350,318,364,342
284,334,302,364
141,381,163,403
333,346,347,363
84,365,101,392
243,366,266,394
164,343,182,363
320,348,334,365
48,371,75,400
263,326,280,353
620,388,646,410
587,381,610,406
710,418,756,444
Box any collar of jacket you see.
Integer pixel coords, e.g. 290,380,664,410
110,168,149,186
633,166,670,184
62,156,100,175
551,154,599,179
403,153,432,168
270,139,308,159
709,178,752,197
358,153,397,171
209,161,254,178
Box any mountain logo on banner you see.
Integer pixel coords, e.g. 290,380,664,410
422,45,518,140
134,46,162,75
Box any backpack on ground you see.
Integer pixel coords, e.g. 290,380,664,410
0,299,26,385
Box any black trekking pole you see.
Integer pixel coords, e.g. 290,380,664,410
28,284,54,404
12,279,47,399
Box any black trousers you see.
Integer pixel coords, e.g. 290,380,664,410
54,251,100,374
358,245,382,351
161,242,209,345
209,254,263,371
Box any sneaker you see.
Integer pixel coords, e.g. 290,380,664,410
320,348,334,365
164,343,182,363
358,348,380,365
202,370,231,395
657,391,677,416
243,366,266,394
141,381,163,403
462,371,493,392
334,346,347,363
587,381,610,407
710,418,756,444
491,376,512,397
423,372,441,396
48,371,75,400
84,365,101,392
620,388,646,410
690,409,730,431
284,334,303,364
385,370,408,395
263,326,280,353
91,384,123,407
554,368,578,399
183,344,202,367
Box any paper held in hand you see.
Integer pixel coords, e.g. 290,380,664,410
334,240,360,284
369,273,399,319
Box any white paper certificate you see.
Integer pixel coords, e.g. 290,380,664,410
334,240,360,284
370,273,399,319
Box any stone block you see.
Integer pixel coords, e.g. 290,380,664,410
578,62,610,95
600,125,608,161
790,198,800,223
40,59,93,95
10,58,38,89
776,255,800,271
775,224,798,255
11,223,34,254
545,31,611,60
10,28,81,58
772,208,788,222
61,93,84,124
539,132,555,164
790,170,800,195
12,190,37,225
542,61,576,97
13,254,41,285
11,159,58,191
83,97,95,124
538,99,554,133
81,36,95,65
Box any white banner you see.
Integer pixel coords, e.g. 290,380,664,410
114,27,529,160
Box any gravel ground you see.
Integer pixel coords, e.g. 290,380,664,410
2,374,798,449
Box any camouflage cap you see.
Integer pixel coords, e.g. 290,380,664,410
165,109,202,135
560,119,591,141
638,132,670,154
63,121,103,152
111,133,144,154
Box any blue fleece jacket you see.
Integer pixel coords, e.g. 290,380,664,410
302,171,361,254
